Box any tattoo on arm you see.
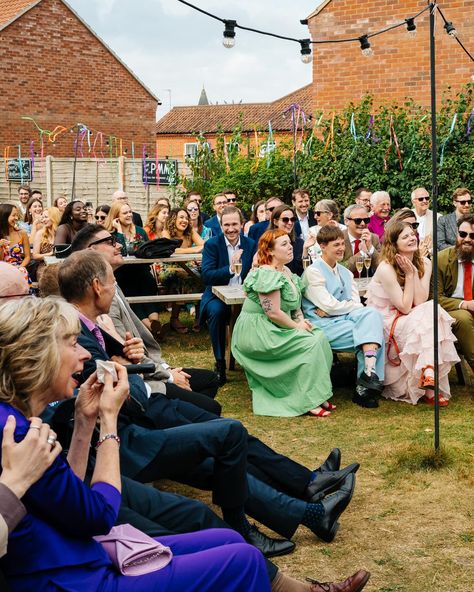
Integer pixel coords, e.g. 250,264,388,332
261,297,272,313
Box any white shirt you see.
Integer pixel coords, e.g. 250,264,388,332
415,212,427,241
225,236,242,286
297,213,310,240
452,259,474,300
348,232,375,256
304,259,362,316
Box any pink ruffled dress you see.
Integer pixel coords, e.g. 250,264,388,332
366,281,459,404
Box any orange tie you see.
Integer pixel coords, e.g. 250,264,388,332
463,261,473,301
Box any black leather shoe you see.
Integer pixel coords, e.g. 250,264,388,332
316,448,341,473
214,360,227,386
352,385,379,408
310,473,355,542
244,524,295,558
357,371,383,393
306,463,360,501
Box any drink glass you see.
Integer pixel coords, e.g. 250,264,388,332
234,261,243,275
355,256,364,276
363,256,371,278
302,256,311,270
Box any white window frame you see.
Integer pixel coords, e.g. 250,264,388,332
184,143,199,159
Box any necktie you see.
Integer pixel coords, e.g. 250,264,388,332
92,325,106,351
463,261,473,301
353,239,361,255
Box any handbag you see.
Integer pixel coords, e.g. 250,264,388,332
134,238,182,259
94,523,173,576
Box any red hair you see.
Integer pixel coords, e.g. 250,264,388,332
257,229,288,266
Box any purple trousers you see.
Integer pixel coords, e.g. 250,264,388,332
101,528,271,592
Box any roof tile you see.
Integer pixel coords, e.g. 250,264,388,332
0,0,38,29
155,84,313,135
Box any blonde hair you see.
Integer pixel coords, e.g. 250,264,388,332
145,203,169,235
40,206,61,250
104,201,135,234
0,297,80,414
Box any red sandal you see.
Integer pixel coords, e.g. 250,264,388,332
307,408,331,418
322,401,337,411
418,365,435,390
421,394,449,407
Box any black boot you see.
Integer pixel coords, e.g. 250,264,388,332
306,463,360,501
352,385,379,408
310,473,356,542
214,360,227,386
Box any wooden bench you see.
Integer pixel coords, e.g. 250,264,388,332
126,293,202,305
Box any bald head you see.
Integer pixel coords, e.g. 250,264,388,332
112,190,128,203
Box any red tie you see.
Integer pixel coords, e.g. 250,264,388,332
354,239,361,255
463,261,473,301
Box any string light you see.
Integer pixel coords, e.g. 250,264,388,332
405,17,417,37
299,39,312,64
223,19,236,48
444,21,457,37
359,35,373,57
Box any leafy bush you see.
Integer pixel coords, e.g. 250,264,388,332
179,84,474,215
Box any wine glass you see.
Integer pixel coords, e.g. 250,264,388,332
302,256,311,270
234,260,243,275
355,256,364,277
363,256,371,278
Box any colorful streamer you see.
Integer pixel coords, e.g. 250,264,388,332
383,115,403,171
439,113,457,166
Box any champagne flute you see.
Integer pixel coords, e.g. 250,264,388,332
234,260,243,275
302,256,311,270
355,256,364,276
363,256,371,278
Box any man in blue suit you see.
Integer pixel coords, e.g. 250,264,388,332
201,206,256,384
203,193,229,237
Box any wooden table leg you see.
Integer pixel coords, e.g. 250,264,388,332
226,303,242,371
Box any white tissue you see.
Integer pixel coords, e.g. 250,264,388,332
96,359,118,384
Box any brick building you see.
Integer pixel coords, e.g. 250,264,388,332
155,85,312,160
0,0,158,158
307,0,474,110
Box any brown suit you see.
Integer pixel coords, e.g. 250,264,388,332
437,246,474,369
342,230,381,275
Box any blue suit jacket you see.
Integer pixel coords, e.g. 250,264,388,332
200,234,256,321
203,214,222,237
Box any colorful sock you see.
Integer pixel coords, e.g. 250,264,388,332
363,348,377,375
222,507,251,536
301,502,325,531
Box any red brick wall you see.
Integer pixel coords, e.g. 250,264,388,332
309,0,474,110
0,0,157,157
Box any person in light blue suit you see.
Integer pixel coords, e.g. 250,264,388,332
302,225,385,410
201,207,256,384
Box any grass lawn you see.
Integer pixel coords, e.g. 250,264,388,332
160,319,474,592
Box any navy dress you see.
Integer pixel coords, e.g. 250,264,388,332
0,403,269,592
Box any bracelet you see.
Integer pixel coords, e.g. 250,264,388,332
95,433,121,450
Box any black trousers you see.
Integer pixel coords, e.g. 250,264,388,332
164,368,221,416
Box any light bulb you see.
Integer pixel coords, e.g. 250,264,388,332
223,36,235,49
359,35,373,57
301,53,312,64
299,39,312,64
444,21,457,37
362,47,374,57
223,20,236,49
405,18,417,38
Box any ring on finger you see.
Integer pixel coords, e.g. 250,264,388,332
29,425,41,431
47,436,57,447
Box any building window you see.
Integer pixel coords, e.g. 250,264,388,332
185,143,198,159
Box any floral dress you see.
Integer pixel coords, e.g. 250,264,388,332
2,240,31,287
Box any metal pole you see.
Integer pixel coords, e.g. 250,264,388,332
429,2,441,450
71,124,80,200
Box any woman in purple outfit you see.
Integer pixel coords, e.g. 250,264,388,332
0,297,269,592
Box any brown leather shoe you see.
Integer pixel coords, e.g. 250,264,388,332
307,569,370,592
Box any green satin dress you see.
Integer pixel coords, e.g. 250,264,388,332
231,266,333,417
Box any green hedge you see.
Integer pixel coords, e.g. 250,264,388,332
178,84,474,215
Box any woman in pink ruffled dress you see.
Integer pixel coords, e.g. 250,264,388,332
366,221,459,405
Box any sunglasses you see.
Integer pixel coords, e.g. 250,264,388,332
409,222,420,230
89,235,117,247
459,230,474,240
348,217,371,225
456,200,472,206
415,196,430,202
95,214,107,220
315,211,330,216
266,206,276,212
279,216,296,224
187,207,199,212
226,198,237,203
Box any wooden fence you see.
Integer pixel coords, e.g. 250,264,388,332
0,156,188,218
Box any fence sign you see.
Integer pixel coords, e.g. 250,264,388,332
7,158,33,182
142,159,178,185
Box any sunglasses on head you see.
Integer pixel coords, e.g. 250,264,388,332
456,199,472,206
315,211,330,216
89,235,117,247
415,196,430,202
279,216,296,224
348,217,371,225
459,230,474,240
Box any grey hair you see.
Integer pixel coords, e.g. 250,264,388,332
411,187,428,201
344,204,369,221
314,199,340,219
370,191,390,207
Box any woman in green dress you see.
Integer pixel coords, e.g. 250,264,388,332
231,229,334,417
